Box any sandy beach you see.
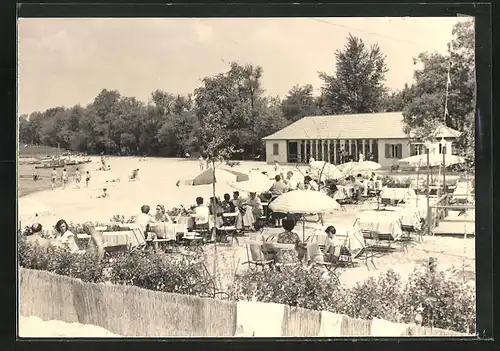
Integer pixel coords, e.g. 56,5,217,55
18,156,475,290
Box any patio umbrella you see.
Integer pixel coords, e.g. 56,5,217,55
338,161,359,176
228,171,273,193
269,190,341,240
355,161,382,172
309,161,343,180
176,168,249,187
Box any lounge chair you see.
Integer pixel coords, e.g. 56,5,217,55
242,240,274,270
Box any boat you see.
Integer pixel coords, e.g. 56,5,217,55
34,157,92,169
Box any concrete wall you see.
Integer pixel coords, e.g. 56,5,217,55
265,140,287,164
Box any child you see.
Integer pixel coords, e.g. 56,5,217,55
74,168,81,188
61,168,68,189
51,168,57,190
85,171,91,188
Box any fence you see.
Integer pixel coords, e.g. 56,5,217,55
19,268,471,338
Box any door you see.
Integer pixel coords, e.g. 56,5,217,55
287,141,298,163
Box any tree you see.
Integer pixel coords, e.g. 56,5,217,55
319,34,389,114
403,19,475,159
281,84,320,122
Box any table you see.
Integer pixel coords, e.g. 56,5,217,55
355,213,403,239
77,230,140,248
150,222,188,241
380,188,416,202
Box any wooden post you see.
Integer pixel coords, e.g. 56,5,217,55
442,147,447,217
426,148,431,236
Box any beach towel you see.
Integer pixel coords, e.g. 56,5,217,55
318,311,345,337
235,301,285,337
370,317,410,336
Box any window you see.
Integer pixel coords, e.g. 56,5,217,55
410,143,425,156
272,143,279,156
385,143,403,159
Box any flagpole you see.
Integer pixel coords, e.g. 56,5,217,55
443,42,453,123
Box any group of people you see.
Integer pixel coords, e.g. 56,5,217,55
49,167,91,190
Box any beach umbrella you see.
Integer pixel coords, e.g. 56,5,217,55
270,190,341,240
18,198,55,222
176,168,249,187
355,161,382,172
309,161,343,180
338,161,359,176
228,171,273,193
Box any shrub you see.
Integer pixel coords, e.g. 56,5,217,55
229,264,349,313
107,250,216,297
346,270,404,322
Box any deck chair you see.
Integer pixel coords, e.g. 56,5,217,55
367,231,403,256
242,240,274,270
218,212,239,245
401,224,423,243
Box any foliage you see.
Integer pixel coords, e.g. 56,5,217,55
319,34,389,114
18,234,216,298
403,19,475,159
379,175,413,188
230,263,475,334
281,84,321,122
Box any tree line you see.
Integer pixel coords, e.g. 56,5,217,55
19,20,474,160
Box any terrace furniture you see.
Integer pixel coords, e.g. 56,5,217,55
390,165,400,173
218,212,240,245
242,240,275,271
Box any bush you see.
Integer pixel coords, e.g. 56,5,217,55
230,262,475,334
18,233,216,298
107,250,216,297
229,264,349,313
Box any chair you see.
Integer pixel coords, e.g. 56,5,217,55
401,224,422,243
191,215,212,243
242,240,274,270
218,212,239,245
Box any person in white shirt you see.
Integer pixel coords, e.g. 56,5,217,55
135,205,157,240
359,152,365,162
54,219,80,253
284,171,299,191
193,197,210,226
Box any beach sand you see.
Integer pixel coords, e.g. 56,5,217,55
18,156,475,290
18,315,121,337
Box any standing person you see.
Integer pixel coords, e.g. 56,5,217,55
74,168,82,188
205,157,211,170
269,175,287,227
85,171,91,188
339,147,345,164
51,168,57,190
273,160,280,173
359,152,365,162
284,171,299,191
61,168,68,189
199,155,205,171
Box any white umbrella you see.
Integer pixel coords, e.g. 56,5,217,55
355,161,382,172
228,171,273,193
309,161,344,180
338,161,359,176
269,190,341,240
270,190,341,214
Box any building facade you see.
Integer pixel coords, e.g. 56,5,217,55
263,112,460,168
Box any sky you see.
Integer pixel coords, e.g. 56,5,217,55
17,17,467,115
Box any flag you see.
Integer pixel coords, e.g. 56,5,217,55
447,72,452,86
445,106,449,116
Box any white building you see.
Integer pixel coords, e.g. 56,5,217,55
262,112,461,167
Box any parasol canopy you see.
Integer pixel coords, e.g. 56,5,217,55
176,168,249,187
228,171,273,193
269,190,341,214
309,161,344,180
338,161,359,176
355,161,382,172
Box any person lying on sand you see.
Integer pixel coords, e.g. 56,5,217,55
97,188,109,198
129,169,140,181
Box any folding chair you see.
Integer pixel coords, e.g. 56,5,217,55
218,212,239,245
242,240,274,271
401,224,422,243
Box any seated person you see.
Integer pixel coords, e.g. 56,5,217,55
97,188,109,198
303,175,319,191
220,193,237,226
135,205,158,240
323,226,339,263
154,204,173,223
269,174,287,199
265,218,307,263
192,196,211,230
208,196,224,228
54,219,81,254
129,168,140,181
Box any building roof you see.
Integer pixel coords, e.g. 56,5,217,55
262,112,461,140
